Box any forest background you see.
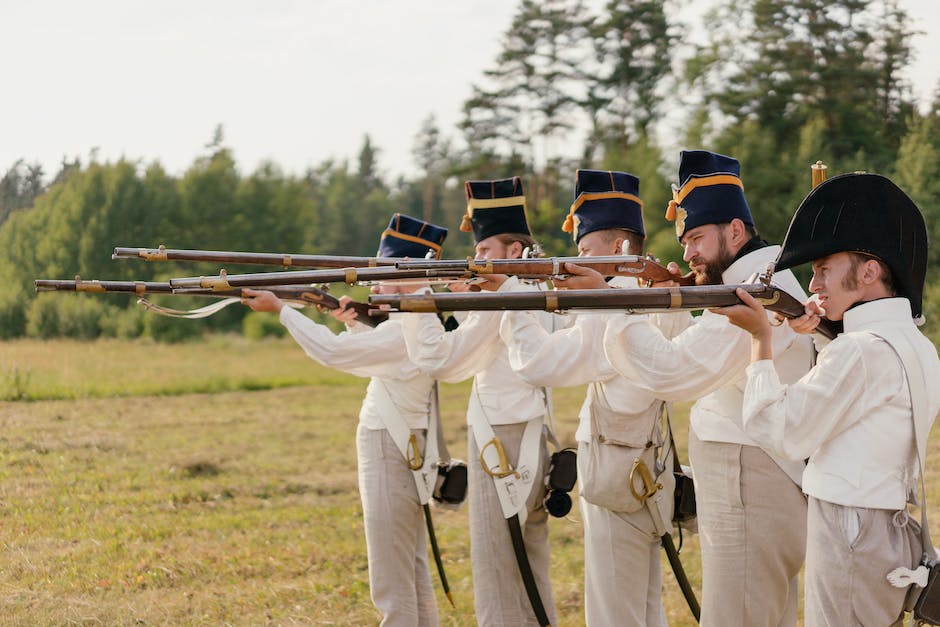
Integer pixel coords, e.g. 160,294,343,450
2,0,940,344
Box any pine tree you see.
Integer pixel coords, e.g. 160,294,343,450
460,0,593,167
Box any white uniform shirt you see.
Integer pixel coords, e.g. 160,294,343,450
280,306,433,431
401,276,552,425
743,298,940,509
499,276,689,442
603,245,815,484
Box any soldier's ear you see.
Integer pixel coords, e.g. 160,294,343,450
728,218,749,246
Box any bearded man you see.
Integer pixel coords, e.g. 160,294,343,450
562,150,815,626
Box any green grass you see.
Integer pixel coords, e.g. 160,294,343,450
0,336,359,401
9,336,938,625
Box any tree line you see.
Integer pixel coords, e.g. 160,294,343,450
2,0,939,343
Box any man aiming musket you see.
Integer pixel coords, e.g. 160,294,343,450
553,151,814,626
498,169,695,625
239,213,463,625
399,177,559,626
712,173,940,626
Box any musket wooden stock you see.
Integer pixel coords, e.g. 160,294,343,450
370,284,840,339
35,278,386,327
113,245,398,269
396,255,695,286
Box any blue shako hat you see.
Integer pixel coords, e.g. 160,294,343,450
666,150,754,241
461,176,531,243
377,213,448,259
562,169,645,243
775,173,928,319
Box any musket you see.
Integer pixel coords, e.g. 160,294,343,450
113,245,399,269
370,281,840,340
168,266,470,291
35,278,387,327
396,255,696,286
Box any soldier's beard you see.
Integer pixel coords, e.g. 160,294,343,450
692,234,735,286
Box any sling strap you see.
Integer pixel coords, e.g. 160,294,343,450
372,379,439,504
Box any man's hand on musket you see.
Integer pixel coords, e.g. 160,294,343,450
242,288,284,313
784,295,825,335
710,287,773,362
329,295,360,326
650,261,686,288
551,262,609,290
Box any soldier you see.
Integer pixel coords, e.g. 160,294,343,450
562,150,814,625
401,177,558,626
713,173,940,626
499,170,689,625
242,213,451,627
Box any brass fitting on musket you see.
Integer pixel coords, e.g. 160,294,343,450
668,286,682,309
199,269,232,291
755,290,781,307
468,258,494,273
281,254,292,268
140,244,168,261
74,275,106,293
398,294,440,313
544,292,558,312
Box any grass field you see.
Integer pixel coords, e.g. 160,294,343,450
1,336,938,625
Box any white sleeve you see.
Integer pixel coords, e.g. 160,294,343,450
604,307,795,402
742,338,868,460
500,310,611,387
401,309,503,383
279,307,412,379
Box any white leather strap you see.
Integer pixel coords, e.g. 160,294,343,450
468,381,541,524
868,326,936,564
372,380,439,505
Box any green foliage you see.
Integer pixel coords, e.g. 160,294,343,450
242,311,287,340
894,115,940,266
142,310,204,343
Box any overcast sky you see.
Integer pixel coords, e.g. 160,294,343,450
2,0,938,182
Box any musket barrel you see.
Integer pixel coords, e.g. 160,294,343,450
34,278,387,327
168,266,468,290
112,246,398,269
34,279,175,294
371,284,839,339
396,256,694,285
372,285,758,312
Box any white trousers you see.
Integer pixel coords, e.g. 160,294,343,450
357,424,439,627
688,430,806,627
467,422,557,627
580,494,667,627
804,497,920,627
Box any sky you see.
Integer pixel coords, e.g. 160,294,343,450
1,0,938,182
